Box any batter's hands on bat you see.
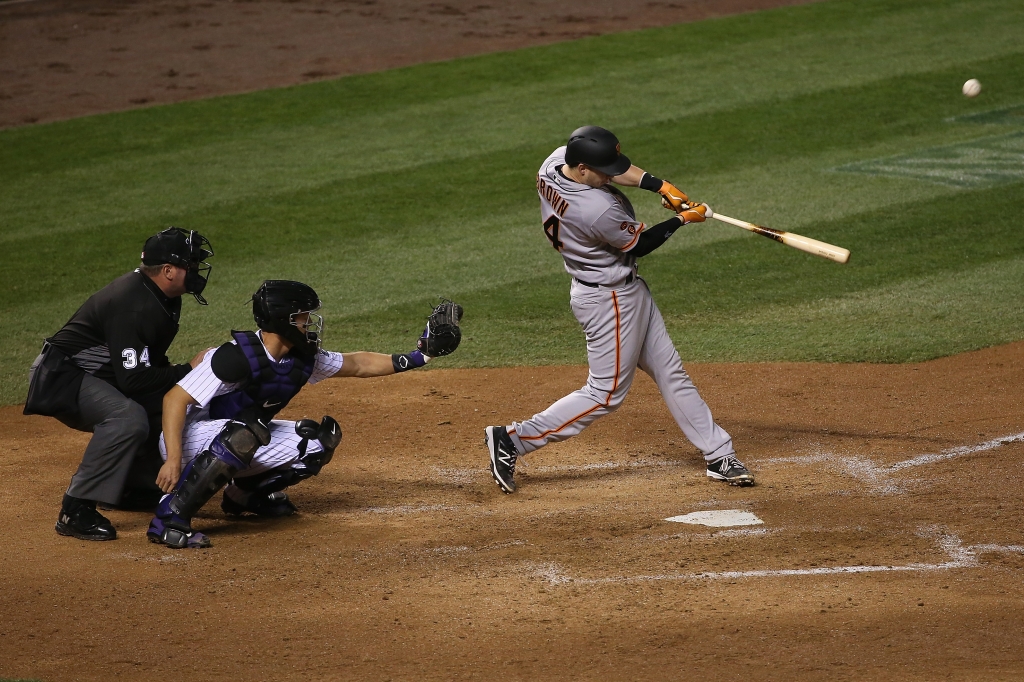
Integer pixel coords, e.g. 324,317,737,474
658,181,689,212
155,459,181,494
678,202,708,225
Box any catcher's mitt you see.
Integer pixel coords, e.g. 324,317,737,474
416,298,463,357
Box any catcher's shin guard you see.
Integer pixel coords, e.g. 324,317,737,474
167,420,268,519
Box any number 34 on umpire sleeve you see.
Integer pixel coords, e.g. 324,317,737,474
122,347,152,369
543,215,564,251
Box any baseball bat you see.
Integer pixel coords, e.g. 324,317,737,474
704,208,850,264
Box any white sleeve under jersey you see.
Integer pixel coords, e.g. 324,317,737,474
177,336,344,410
308,347,345,384
536,146,645,286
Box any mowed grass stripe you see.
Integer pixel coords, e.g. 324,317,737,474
4,50,1022,305
2,0,1023,403
663,255,1024,363
319,180,1024,367
2,0,1022,239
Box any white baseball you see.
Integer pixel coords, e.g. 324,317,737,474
962,79,982,98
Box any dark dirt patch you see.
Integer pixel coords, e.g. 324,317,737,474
2,343,1023,680
7,1,1023,679
0,0,821,129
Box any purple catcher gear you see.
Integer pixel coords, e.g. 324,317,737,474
147,498,211,549
219,415,341,517
148,420,267,548
208,330,315,424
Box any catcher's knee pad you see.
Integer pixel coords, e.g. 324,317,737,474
212,419,270,467
294,415,342,474
315,415,342,467
166,421,269,518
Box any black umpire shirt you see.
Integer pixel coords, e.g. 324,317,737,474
48,270,192,411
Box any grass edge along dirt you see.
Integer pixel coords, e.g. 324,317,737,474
1,0,1023,404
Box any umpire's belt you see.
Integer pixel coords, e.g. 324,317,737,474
574,273,635,289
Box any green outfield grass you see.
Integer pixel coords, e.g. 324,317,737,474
2,0,1023,404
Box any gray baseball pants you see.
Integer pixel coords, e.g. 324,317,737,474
508,277,735,461
29,356,149,505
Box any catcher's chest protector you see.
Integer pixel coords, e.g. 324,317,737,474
208,331,314,423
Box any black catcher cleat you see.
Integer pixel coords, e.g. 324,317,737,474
706,454,756,486
221,488,297,517
485,426,519,494
55,505,117,541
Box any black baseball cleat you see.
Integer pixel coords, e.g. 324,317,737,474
221,488,297,517
706,454,756,486
485,425,519,494
55,505,117,541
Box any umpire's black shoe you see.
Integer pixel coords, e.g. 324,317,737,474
485,426,519,494
55,505,117,541
706,454,756,486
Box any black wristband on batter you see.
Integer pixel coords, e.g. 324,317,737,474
629,217,683,258
639,172,663,192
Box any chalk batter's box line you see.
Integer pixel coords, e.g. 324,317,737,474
537,433,1024,586
540,536,1024,586
759,431,1024,470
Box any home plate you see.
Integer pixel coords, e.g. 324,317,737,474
664,510,764,527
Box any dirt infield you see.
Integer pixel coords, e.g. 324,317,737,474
2,342,1023,680
4,0,1024,679
0,0,822,129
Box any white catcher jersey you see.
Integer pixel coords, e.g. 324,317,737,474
537,146,645,286
158,335,343,474
176,332,344,424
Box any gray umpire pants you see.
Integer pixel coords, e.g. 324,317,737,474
509,277,735,461
29,355,149,505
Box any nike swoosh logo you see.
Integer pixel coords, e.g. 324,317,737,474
263,400,282,408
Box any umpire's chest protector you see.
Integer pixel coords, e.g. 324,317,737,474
207,331,315,423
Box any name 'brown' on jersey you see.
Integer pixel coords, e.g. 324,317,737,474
536,146,644,286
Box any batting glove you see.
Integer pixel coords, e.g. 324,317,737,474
658,181,689,212
678,203,708,225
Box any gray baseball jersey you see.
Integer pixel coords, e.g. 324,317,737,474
537,146,645,286
504,148,735,463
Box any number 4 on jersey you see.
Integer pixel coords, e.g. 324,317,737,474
543,215,564,251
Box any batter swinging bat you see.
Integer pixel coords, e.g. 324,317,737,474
704,207,851,264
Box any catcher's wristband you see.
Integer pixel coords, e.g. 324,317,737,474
638,172,664,192
392,350,429,373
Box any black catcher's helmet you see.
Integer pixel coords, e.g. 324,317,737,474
251,280,323,354
564,125,632,176
141,227,215,305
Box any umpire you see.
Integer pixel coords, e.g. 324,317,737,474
25,227,214,542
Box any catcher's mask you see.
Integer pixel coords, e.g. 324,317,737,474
141,227,214,305
564,125,631,177
251,280,323,355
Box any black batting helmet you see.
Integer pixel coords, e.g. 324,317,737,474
141,227,214,305
564,126,631,176
251,280,323,354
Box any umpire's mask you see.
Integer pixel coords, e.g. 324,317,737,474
142,227,215,305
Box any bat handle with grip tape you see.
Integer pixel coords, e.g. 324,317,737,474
703,207,851,264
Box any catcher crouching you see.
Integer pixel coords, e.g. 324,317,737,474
149,281,462,548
